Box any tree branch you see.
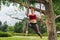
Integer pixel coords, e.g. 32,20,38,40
55,15,60,19
34,0,45,4
6,14,23,20
44,0,49,2
13,0,45,14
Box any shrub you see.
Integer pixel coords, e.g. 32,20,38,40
42,32,48,36
0,31,12,37
57,34,60,37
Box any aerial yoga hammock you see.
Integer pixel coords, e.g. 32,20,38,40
25,0,42,38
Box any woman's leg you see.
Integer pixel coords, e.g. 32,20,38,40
35,24,42,38
30,24,42,38
25,22,31,36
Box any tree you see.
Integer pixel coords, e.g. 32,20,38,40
0,21,8,32
7,26,14,32
0,0,60,40
0,21,2,26
0,21,2,31
44,0,57,40
1,21,8,32
14,21,25,33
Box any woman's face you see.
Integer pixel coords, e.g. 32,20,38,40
31,8,35,14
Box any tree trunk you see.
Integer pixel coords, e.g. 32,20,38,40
45,0,57,40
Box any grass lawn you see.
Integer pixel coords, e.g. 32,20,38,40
0,36,60,40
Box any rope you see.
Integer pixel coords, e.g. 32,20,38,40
26,0,30,16
40,0,42,22
40,0,42,18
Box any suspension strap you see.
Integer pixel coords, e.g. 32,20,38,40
40,0,42,17
40,0,42,22
26,0,30,16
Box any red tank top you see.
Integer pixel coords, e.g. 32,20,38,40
29,14,36,20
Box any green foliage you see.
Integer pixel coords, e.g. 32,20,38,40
42,32,48,36
56,17,60,23
14,21,25,33
0,0,1,6
28,27,36,34
52,0,60,31
0,21,8,32
55,17,60,31
7,26,14,32
53,0,60,3
30,0,35,4
56,23,60,31
0,31,12,37
0,21,2,26
53,0,60,15
57,34,60,37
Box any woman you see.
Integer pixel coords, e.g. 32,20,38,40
25,7,42,38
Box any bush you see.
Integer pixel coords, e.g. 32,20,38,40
42,32,48,36
0,31,12,37
57,34,60,37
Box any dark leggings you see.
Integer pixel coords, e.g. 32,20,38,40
27,23,41,36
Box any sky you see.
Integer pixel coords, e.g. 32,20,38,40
0,3,45,26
